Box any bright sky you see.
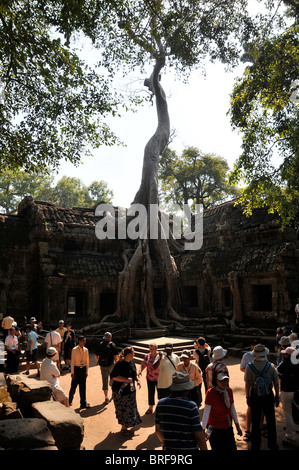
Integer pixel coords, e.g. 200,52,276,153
55,59,247,209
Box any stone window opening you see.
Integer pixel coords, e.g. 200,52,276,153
252,284,273,312
67,293,85,317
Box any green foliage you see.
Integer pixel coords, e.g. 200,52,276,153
159,146,241,210
229,7,299,227
0,0,281,201
83,0,258,75
52,176,114,208
0,1,125,173
0,169,54,214
0,170,114,214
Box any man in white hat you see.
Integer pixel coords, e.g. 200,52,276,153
205,345,229,390
155,371,207,451
244,343,280,450
40,347,69,407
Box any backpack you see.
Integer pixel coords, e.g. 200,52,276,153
248,361,272,396
97,341,115,367
195,348,210,371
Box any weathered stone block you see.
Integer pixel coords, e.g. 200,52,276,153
0,418,56,449
32,400,84,450
6,375,52,407
18,378,52,405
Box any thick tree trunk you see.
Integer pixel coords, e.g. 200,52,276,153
102,57,185,327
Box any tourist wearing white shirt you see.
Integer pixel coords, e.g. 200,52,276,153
40,347,69,406
154,343,180,399
45,325,62,370
4,327,20,374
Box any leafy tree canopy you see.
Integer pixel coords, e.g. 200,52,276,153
0,0,285,214
0,169,114,214
0,0,137,173
52,175,114,208
229,0,299,227
159,146,241,210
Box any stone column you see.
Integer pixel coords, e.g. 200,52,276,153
228,271,243,324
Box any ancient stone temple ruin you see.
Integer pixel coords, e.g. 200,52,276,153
0,196,298,329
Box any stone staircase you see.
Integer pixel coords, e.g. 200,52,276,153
118,325,279,364
118,336,209,364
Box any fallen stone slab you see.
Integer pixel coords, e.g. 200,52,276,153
32,400,84,450
0,418,57,450
6,375,52,413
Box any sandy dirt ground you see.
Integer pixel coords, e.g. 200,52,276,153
49,350,299,453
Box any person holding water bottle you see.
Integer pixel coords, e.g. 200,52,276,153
110,347,142,435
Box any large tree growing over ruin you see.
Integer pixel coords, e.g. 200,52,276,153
88,0,267,328
2,1,281,328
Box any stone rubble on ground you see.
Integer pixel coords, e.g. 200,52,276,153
0,372,84,450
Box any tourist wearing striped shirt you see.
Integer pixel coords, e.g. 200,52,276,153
155,371,207,451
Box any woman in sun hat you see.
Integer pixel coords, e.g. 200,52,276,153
202,372,242,450
205,345,229,390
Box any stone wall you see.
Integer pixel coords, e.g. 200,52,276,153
0,197,298,329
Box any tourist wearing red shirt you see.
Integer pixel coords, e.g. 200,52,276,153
202,372,242,450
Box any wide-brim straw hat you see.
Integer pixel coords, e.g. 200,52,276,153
279,336,291,346
170,371,195,391
252,343,269,357
212,346,227,361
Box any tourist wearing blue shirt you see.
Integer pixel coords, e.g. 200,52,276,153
25,324,40,376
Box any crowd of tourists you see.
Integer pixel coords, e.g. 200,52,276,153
1,314,299,451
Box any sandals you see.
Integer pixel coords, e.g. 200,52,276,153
145,409,153,414
243,431,251,442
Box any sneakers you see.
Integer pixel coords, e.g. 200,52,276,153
80,403,91,409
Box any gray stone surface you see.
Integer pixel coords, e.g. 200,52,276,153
0,418,56,449
6,375,52,408
32,400,84,450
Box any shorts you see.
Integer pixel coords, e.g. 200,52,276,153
52,385,68,402
100,364,115,390
26,349,38,362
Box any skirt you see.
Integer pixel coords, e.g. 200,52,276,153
112,391,142,428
